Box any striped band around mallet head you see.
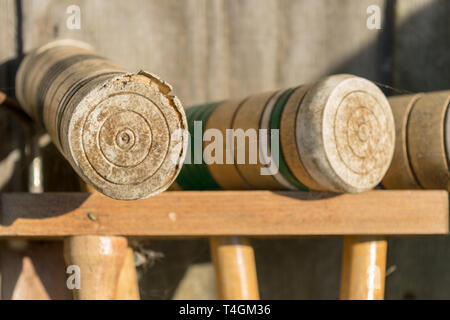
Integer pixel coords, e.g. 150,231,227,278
177,74,395,194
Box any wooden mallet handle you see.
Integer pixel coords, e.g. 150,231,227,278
210,236,259,300
63,235,128,300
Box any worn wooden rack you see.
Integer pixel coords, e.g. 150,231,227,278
0,190,448,300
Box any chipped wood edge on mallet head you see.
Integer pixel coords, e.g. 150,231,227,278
16,39,188,200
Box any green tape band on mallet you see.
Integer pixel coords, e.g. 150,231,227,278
177,102,222,190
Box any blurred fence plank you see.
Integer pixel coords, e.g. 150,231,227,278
0,0,25,193
394,0,450,91
21,0,386,105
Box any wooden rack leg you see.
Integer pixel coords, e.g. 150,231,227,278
63,235,127,300
115,247,140,300
80,182,140,300
210,236,260,300
340,236,387,300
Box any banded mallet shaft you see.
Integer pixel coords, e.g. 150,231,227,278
176,74,395,194
382,91,449,191
16,40,188,200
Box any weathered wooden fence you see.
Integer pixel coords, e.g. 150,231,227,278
0,0,449,299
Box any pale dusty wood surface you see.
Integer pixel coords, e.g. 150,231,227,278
340,236,387,300
64,235,127,300
210,236,259,300
297,75,395,193
0,190,447,237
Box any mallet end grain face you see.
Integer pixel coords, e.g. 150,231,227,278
67,72,188,200
297,74,395,194
16,39,188,200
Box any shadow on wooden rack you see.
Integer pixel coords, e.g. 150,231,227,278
0,190,447,238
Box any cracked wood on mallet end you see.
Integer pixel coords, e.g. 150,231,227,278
15,39,188,200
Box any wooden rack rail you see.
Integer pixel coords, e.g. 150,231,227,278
0,190,448,300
